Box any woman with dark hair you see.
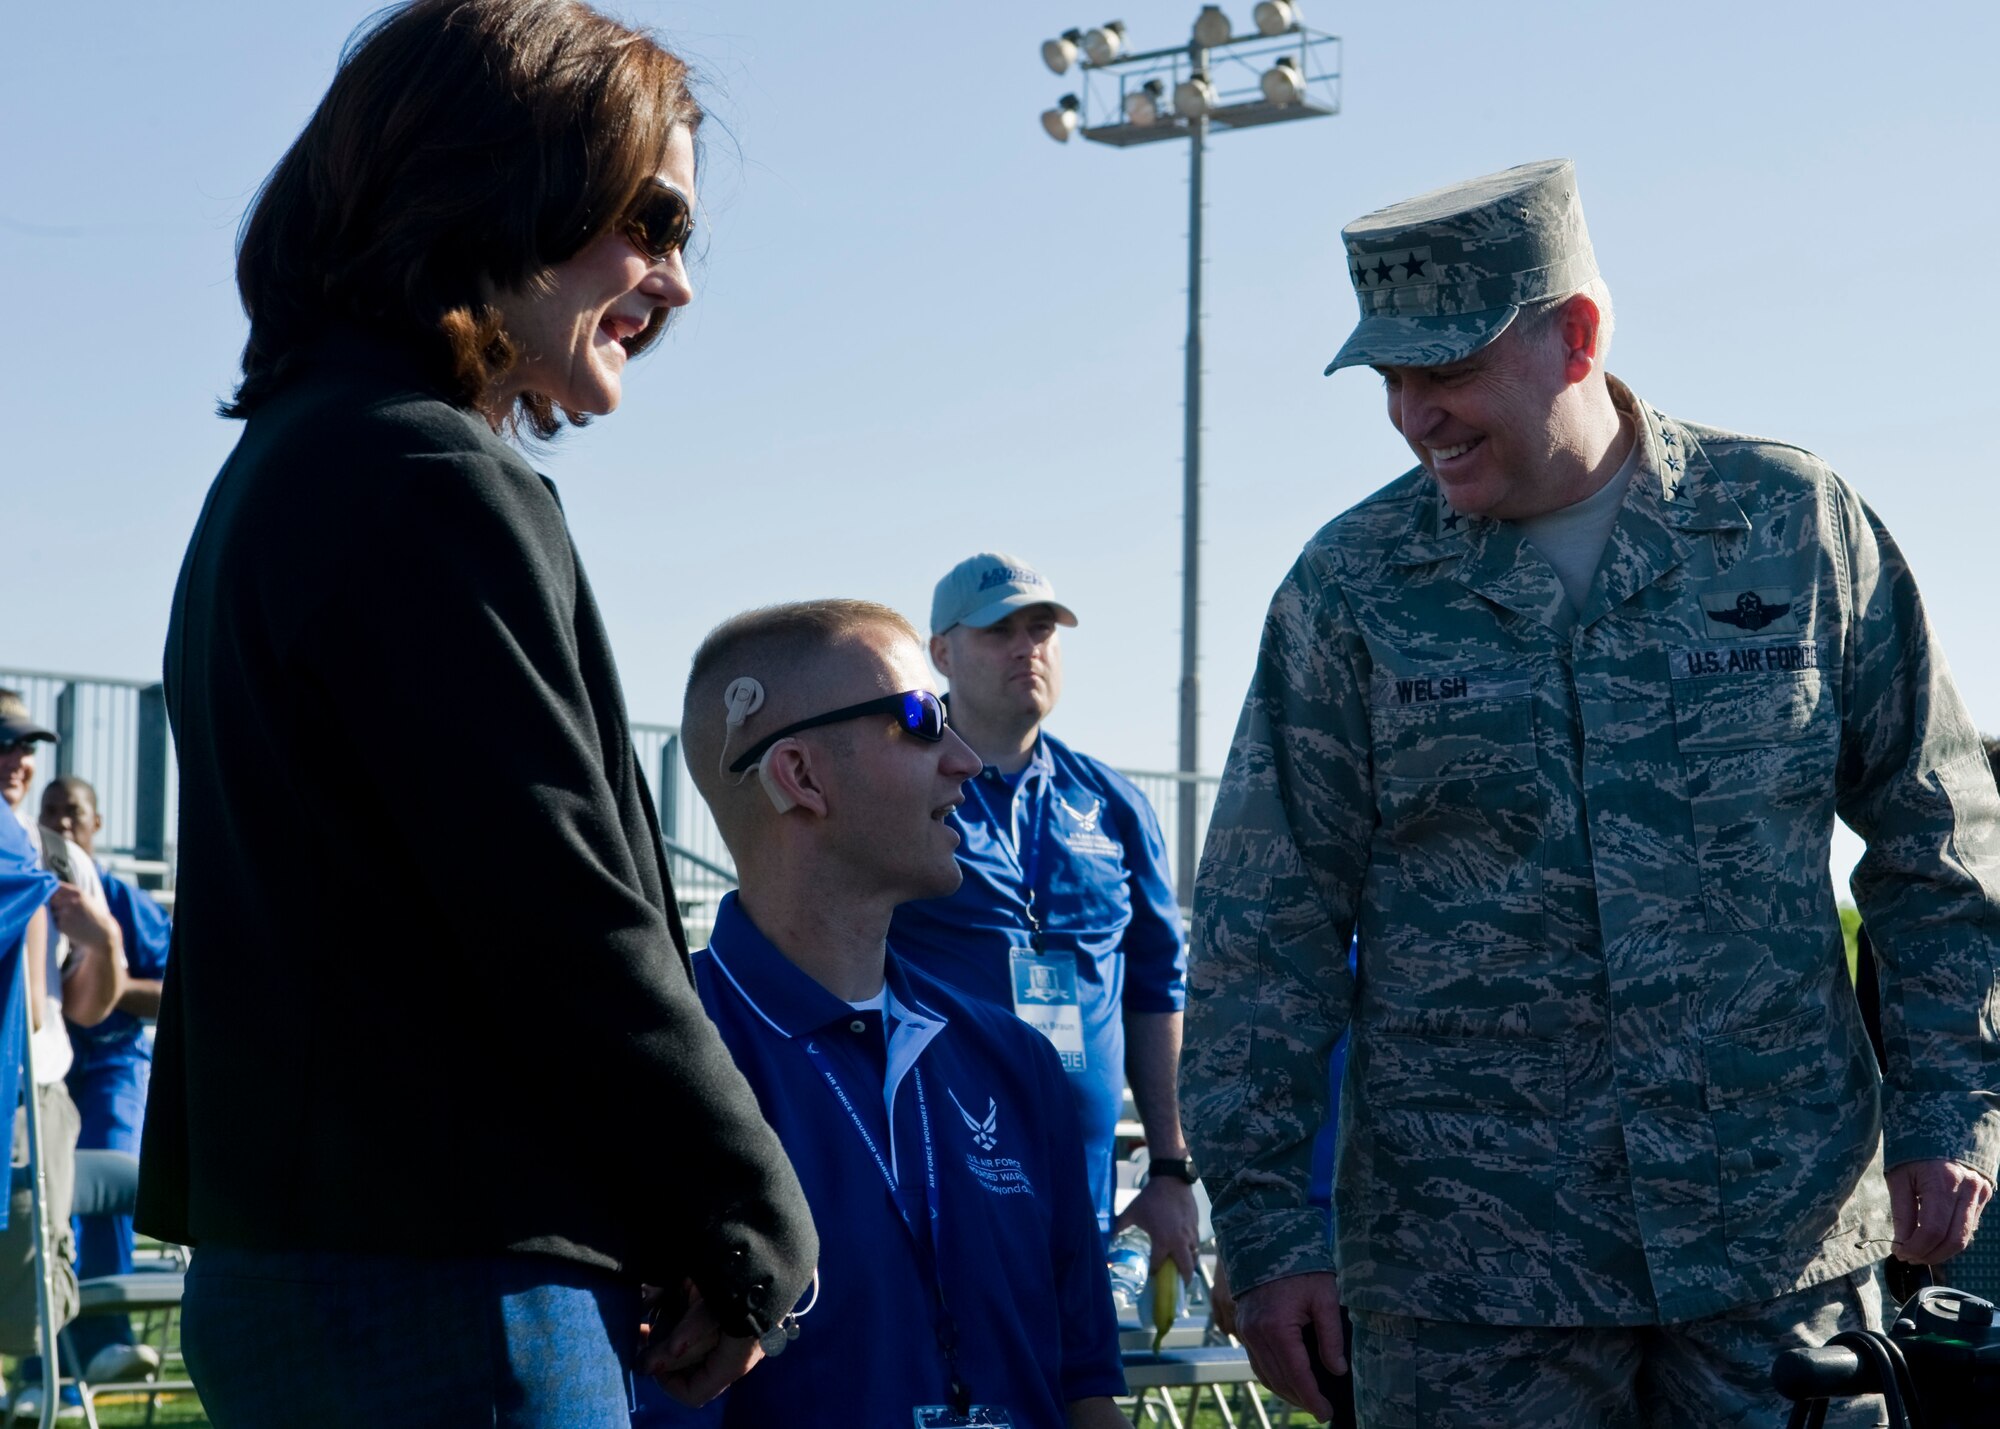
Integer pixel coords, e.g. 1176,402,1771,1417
143,2,816,1423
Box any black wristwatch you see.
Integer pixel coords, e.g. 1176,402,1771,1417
1148,1155,1200,1185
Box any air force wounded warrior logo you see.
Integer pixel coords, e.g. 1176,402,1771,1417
950,1088,999,1151
950,1087,1037,1196
1703,588,1796,633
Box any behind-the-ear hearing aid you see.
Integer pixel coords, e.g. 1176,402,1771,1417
720,676,795,812
756,752,798,814
718,677,766,777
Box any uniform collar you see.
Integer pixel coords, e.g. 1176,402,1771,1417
705,892,948,1041
1572,377,1748,628
1388,375,1749,631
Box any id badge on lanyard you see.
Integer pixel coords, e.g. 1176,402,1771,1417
915,1408,1015,1427
1008,944,1085,1072
982,768,1088,1072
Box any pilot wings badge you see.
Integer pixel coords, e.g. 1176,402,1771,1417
1703,588,1795,634
948,1088,999,1151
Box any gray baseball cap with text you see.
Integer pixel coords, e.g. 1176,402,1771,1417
931,552,1079,634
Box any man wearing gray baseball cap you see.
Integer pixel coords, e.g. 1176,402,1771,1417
1182,158,2000,1426
890,554,1199,1287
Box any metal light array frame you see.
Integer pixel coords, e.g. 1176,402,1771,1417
1072,28,1340,147
1036,10,1343,905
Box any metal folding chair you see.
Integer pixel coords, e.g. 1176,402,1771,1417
1118,1260,1277,1429
11,952,193,1428
16,927,70,1429
59,1274,194,1427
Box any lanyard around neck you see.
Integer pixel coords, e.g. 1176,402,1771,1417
969,765,1049,946
803,1035,971,1412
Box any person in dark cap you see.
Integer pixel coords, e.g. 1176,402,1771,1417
1181,159,2000,1426
0,692,57,818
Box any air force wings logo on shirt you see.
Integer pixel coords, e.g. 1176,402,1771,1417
949,1088,999,1150
951,1086,1036,1197
1055,794,1120,858
1703,588,1799,635
1055,795,1101,834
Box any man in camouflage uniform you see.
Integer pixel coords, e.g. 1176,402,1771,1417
1181,159,2000,1427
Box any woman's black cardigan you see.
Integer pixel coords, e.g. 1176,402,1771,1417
140,330,816,1337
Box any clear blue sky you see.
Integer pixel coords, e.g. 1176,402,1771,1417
6,1,1996,887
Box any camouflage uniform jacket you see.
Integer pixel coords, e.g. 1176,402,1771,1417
1183,378,2000,1326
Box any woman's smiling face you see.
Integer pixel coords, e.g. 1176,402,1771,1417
491,125,696,421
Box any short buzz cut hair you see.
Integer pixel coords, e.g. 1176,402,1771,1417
1509,276,1615,368
682,599,921,803
45,775,98,808
686,600,919,707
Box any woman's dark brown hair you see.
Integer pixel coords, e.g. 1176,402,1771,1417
225,0,700,438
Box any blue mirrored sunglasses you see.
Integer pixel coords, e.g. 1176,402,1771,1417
728,690,947,774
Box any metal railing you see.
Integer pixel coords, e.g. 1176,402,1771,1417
0,670,173,880
1,670,1219,914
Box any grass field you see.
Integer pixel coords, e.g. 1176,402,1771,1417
13,1392,1291,1427
6,1354,1297,1428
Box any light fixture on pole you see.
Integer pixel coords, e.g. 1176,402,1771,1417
1035,16,1341,905
1040,93,1081,142
1173,71,1217,117
1042,29,1083,74
1252,0,1298,35
1082,20,1127,65
1192,5,1233,46
1260,53,1306,106
1123,78,1166,127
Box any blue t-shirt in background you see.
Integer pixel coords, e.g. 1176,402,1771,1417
889,731,1186,1232
67,867,170,1073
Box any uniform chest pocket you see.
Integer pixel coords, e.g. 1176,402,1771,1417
1371,677,1542,946
1670,650,1837,931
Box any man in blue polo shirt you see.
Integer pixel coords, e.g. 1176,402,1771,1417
890,555,1195,1279
636,597,1128,1429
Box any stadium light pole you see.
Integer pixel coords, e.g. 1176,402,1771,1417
1039,4,1341,906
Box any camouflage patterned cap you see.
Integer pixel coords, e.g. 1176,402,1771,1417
1324,158,1598,374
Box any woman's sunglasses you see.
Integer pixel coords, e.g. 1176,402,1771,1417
728,690,948,774
618,178,695,263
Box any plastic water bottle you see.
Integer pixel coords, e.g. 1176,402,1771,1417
1106,1225,1151,1303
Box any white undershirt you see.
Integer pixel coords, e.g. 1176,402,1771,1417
1510,430,1641,616
838,982,948,1170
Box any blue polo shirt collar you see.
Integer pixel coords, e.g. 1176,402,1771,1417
983,733,1054,788
707,892,949,1034
705,894,954,1150
969,736,1055,857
